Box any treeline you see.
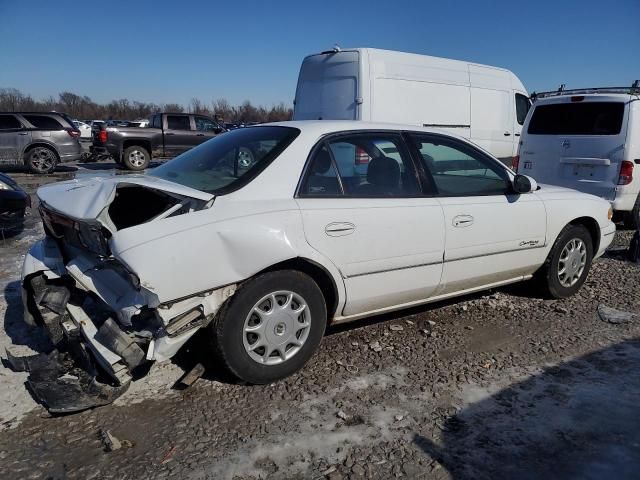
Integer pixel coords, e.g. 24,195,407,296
0,88,293,123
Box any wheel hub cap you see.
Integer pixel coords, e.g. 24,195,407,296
558,238,587,287
243,291,311,365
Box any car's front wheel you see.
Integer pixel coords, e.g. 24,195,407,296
537,224,593,298
210,270,327,384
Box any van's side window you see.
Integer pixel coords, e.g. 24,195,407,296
515,94,530,125
409,134,509,196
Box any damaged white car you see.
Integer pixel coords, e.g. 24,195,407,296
18,121,615,412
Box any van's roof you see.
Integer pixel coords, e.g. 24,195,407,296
308,47,513,73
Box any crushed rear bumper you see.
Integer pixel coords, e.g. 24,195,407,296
16,237,235,412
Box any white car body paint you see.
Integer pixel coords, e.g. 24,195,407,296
21,121,615,382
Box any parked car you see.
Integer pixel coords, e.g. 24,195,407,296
90,112,225,170
72,120,92,139
0,172,30,235
0,112,83,173
515,83,640,227
21,121,614,411
293,48,531,164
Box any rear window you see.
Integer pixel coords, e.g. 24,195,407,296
23,115,64,130
528,102,624,135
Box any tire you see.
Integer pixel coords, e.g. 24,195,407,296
623,195,640,230
25,146,58,174
536,224,593,299
122,146,150,171
210,270,327,384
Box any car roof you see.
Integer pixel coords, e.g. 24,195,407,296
263,120,465,139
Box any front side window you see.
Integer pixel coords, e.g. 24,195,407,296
150,126,299,194
515,93,531,125
195,116,218,132
409,134,509,196
0,115,22,130
528,102,624,135
300,133,420,197
23,115,63,130
166,115,191,130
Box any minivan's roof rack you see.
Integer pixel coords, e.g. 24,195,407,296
530,80,640,102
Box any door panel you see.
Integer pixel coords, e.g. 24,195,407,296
297,197,445,315
438,194,546,294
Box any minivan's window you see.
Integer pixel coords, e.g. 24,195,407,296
305,134,420,197
409,134,508,196
515,94,530,125
23,115,63,129
0,115,21,130
166,115,191,130
151,126,300,194
528,102,624,135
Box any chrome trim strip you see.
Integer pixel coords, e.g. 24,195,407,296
344,245,546,279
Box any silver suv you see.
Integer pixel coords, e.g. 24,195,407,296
0,112,84,173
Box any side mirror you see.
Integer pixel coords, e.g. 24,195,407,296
512,174,538,194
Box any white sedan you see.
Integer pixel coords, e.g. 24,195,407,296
21,121,615,393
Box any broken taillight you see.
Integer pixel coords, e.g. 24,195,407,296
618,160,634,185
98,130,108,143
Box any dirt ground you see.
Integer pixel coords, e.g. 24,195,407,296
0,160,639,480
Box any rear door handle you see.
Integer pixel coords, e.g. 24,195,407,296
325,222,355,237
452,215,474,227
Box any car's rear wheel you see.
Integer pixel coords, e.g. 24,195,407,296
537,224,593,298
25,146,57,174
210,270,326,384
122,146,150,170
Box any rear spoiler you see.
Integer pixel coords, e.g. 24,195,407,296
530,80,640,102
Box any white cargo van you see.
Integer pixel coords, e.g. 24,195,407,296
516,85,640,226
293,48,530,163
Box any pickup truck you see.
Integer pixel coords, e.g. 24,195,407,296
90,113,225,170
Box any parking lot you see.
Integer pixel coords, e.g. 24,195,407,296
0,161,638,480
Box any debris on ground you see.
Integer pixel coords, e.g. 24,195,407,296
99,429,122,452
597,304,636,324
175,363,205,389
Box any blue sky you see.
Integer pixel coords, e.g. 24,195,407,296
1,0,638,107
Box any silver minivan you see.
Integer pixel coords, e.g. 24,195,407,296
515,85,640,227
0,112,84,173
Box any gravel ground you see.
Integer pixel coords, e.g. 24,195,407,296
0,161,639,480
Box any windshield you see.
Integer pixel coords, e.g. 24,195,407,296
150,126,300,194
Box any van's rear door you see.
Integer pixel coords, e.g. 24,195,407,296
293,51,360,120
520,97,628,200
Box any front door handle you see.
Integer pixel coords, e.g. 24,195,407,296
452,215,474,228
325,222,355,237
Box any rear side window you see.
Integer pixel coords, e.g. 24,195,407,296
528,102,624,135
300,133,421,197
23,115,63,129
515,94,530,125
0,115,22,130
166,115,191,130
